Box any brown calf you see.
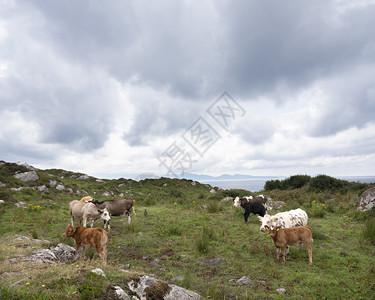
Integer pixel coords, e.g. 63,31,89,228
62,224,108,263
80,196,94,202
265,225,313,265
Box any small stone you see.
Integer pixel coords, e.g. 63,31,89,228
91,268,106,277
276,288,286,295
236,276,252,285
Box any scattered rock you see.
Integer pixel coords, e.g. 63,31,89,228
77,175,90,180
92,268,106,277
14,171,39,182
96,179,104,183
118,183,127,188
162,183,168,187
221,197,233,202
127,275,201,300
10,279,27,288
50,243,77,262
107,285,131,300
170,276,184,282
264,200,286,210
210,189,216,194
15,202,27,209
0,181,6,188
23,249,57,264
66,188,74,193
191,181,197,186
0,200,5,204
35,185,48,192
198,258,225,266
11,187,27,191
8,258,18,263
56,184,65,191
102,191,111,197
358,187,375,211
49,180,57,187
236,276,252,286
276,288,286,295
16,162,36,170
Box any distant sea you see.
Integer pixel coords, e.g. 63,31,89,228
201,176,375,192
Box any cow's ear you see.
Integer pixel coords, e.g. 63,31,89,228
98,209,103,213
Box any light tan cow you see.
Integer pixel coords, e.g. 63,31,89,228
80,196,93,202
63,224,108,263
265,225,313,265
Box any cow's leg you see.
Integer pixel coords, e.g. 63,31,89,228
73,243,80,261
71,216,74,226
82,217,87,228
132,206,136,216
281,247,286,264
285,246,291,259
96,245,107,263
305,242,312,265
81,246,86,261
244,212,250,223
275,247,280,262
90,220,94,228
126,212,131,224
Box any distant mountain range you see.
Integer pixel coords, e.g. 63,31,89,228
165,172,284,181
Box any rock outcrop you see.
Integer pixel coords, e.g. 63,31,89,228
14,171,39,183
358,187,375,211
127,275,201,300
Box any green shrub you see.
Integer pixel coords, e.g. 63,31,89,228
309,200,327,218
264,179,284,191
195,235,210,254
169,189,183,198
362,218,375,244
309,175,347,193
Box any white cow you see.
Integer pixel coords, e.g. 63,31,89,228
258,208,308,258
258,208,308,232
69,200,111,228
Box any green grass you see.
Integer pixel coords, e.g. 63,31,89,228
1,163,375,298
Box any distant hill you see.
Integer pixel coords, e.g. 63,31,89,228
166,172,283,181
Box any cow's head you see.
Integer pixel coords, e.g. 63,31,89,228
63,224,76,237
233,197,241,207
258,214,272,232
98,208,111,222
264,225,281,237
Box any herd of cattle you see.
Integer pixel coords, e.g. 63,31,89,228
63,194,313,266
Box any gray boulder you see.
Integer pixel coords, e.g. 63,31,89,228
358,187,375,211
0,181,6,188
127,275,201,300
23,249,57,264
14,171,39,182
91,268,106,277
77,174,90,180
236,276,252,285
56,184,65,191
50,243,77,262
118,183,127,188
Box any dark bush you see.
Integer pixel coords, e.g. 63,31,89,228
264,179,284,191
310,175,347,193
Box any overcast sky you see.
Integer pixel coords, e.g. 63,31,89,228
1,0,374,179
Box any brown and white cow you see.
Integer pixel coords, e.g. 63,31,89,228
62,224,108,263
92,199,134,229
69,200,111,228
265,225,313,265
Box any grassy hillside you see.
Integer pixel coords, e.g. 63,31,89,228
0,162,374,299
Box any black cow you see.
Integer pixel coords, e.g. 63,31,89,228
233,198,266,223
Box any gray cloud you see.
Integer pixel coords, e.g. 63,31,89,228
1,0,374,176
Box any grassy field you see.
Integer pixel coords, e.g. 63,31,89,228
0,163,374,299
